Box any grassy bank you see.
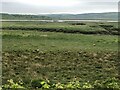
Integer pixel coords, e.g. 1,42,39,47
2,29,119,89
2,21,119,35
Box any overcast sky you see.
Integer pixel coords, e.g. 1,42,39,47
1,0,119,14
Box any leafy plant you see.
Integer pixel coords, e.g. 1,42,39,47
2,78,120,89
2,79,25,89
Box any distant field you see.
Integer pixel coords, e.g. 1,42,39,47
2,21,119,35
2,21,120,89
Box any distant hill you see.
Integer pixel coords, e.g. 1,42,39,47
0,12,118,20
44,12,118,20
1,13,52,20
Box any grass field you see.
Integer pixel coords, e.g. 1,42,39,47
2,21,119,35
2,21,120,89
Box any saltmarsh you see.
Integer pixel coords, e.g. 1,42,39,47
1,21,120,89
2,21,119,35
2,30,118,51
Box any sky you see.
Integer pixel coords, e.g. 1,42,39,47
0,0,120,14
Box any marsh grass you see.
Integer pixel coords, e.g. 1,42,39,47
2,21,119,35
2,22,119,89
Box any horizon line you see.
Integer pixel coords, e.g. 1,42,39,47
0,12,118,15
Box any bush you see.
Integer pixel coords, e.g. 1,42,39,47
31,79,43,88
71,23,86,25
31,79,50,89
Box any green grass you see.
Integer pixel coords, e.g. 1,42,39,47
2,30,118,52
2,22,120,89
2,21,119,35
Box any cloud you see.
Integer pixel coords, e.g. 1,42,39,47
81,0,119,2
1,0,83,7
1,0,17,3
1,0,119,14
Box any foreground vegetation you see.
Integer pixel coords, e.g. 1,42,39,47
2,21,120,89
2,78,120,89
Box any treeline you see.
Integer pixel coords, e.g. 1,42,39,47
1,12,118,20
44,12,118,20
1,13,52,20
